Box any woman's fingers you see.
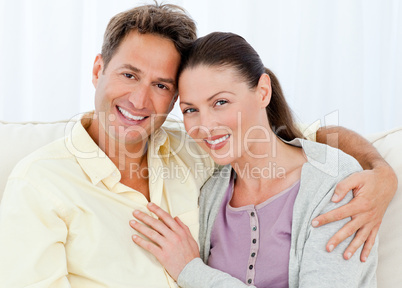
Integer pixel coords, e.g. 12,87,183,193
132,233,162,256
132,208,174,238
130,219,165,245
130,204,200,281
146,202,181,232
175,216,191,236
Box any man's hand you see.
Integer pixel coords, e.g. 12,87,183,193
130,202,200,281
312,165,397,261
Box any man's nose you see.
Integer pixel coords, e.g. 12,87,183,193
129,84,151,110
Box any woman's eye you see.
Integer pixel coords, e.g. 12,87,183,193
215,100,228,106
123,73,135,79
182,108,196,114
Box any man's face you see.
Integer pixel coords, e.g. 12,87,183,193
92,30,180,151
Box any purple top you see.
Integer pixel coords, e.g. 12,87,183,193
207,172,300,287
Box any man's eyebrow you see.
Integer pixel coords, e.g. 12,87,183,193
120,64,142,74
120,64,175,86
157,77,176,86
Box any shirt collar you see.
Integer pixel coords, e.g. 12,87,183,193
64,112,120,189
149,125,171,164
65,112,172,190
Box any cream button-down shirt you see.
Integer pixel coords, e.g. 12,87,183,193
0,115,214,287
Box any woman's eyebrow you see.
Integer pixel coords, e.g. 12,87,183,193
180,91,234,106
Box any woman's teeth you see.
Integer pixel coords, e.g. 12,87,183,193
205,135,229,145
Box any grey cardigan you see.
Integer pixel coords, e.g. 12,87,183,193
178,139,377,288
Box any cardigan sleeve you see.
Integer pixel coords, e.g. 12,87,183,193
177,258,256,288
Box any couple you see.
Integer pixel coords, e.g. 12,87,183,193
0,3,396,288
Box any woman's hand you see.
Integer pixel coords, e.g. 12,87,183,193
312,165,397,261
129,202,200,281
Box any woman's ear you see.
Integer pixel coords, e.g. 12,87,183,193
257,73,272,108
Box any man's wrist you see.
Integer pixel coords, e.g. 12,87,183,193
373,163,398,194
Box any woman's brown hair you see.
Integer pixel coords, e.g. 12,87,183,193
179,32,304,141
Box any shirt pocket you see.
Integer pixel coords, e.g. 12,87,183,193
176,207,200,246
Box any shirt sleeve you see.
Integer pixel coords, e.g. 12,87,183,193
177,258,256,288
296,121,321,142
297,191,378,288
0,177,70,287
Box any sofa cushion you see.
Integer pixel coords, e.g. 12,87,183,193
0,120,401,288
0,120,70,200
366,126,402,288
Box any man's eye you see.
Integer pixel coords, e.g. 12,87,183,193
123,73,135,79
215,100,228,106
156,84,168,90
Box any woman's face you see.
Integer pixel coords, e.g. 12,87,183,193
178,65,271,165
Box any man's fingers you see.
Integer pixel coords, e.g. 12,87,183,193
360,225,380,262
312,201,359,227
325,215,368,252
333,173,362,202
341,225,373,260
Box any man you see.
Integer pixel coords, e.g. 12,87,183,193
0,4,213,287
0,2,397,288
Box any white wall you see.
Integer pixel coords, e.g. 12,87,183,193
0,0,401,134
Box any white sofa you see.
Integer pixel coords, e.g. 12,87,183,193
0,120,401,287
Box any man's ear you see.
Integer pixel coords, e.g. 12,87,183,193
257,73,272,108
92,54,104,88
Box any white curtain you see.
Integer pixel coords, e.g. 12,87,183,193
0,0,400,134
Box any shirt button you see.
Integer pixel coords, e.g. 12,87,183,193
250,212,255,217
251,252,256,257
249,265,253,270
252,239,257,244
248,279,252,284
252,226,257,231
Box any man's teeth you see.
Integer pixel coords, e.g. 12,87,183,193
118,107,145,121
205,135,230,145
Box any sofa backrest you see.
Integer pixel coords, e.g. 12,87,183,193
0,120,70,200
365,126,402,288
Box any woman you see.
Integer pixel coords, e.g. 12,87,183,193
130,32,377,287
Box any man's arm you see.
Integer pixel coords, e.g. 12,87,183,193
0,178,69,287
313,126,398,261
